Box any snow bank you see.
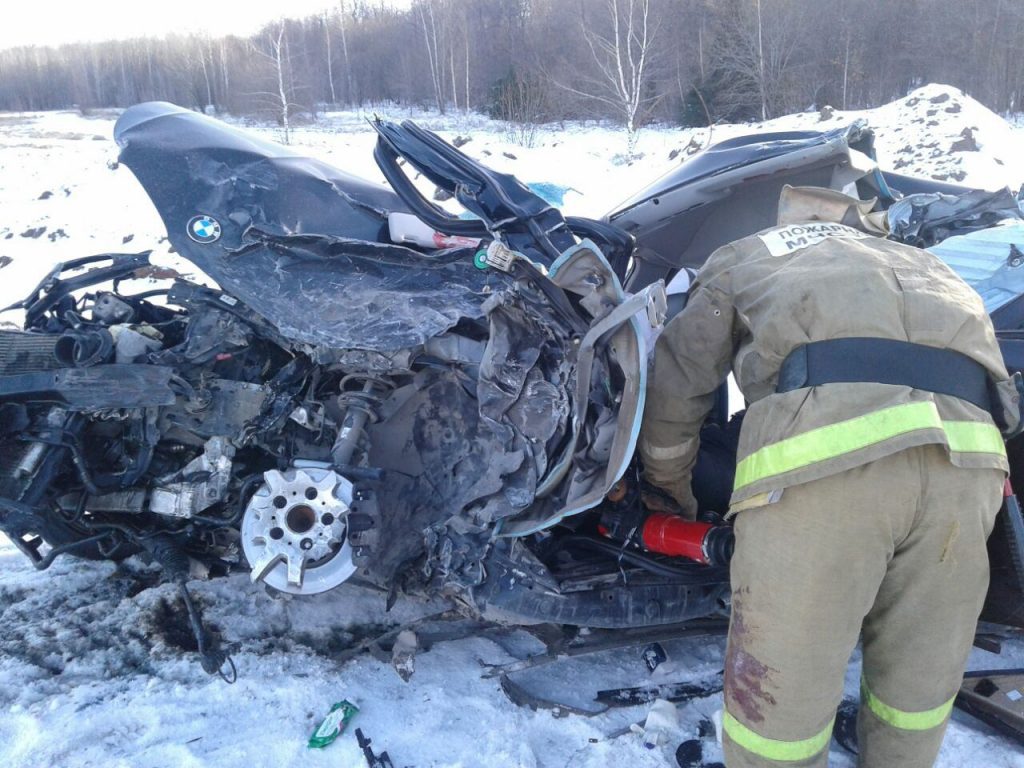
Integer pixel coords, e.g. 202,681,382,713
814,84,1024,191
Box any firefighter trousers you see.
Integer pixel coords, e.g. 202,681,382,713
721,444,1004,768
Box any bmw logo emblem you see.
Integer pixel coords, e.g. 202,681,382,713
187,215,222,244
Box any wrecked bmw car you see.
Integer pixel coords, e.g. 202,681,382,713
1,103,1022,676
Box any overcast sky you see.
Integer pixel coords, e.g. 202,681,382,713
0,1,411,50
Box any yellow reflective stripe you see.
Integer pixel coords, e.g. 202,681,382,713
735,402,940,490
723,711,834,762
944,420,1006,455
861,677,955,731
642,436,698,461
734,402,1005,492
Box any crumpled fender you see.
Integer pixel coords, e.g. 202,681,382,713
499,240,666,536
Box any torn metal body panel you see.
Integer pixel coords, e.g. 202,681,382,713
114,104,496,353
609,123,887,291
114,102,406,249
1,101,1022,664
889,187,1023,247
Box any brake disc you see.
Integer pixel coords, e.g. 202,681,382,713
240,466,357,595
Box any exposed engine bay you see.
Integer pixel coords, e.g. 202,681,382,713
0,228,727,625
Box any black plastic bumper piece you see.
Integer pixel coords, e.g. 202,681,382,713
0,365,177,408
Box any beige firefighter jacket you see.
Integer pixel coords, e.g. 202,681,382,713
640,186,1014,516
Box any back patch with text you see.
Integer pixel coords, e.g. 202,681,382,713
758,222,870,257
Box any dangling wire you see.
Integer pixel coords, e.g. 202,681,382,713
179,582,237,684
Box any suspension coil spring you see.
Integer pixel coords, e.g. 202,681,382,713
331,374,394,467
337,374,393,422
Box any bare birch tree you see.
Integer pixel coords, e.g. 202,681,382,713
555,0,664,155
418,0,446,113
250,24,301,143
218,38,231,103
338,0,355,104
272,27,291,141
192,36,214,111
323,11,337,104
710,0,807,120
463,17,471,114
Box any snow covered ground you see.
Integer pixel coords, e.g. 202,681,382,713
2,84,1024,767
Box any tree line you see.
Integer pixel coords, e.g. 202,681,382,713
0,0,1021,144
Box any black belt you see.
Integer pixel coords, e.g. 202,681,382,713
776,337,996,417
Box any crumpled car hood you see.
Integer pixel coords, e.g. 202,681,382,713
116,102,497,352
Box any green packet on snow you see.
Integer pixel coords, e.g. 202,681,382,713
308,700,360,749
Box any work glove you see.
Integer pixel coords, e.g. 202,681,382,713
641,478,698,521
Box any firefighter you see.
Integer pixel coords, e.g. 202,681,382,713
640,185,1022,768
